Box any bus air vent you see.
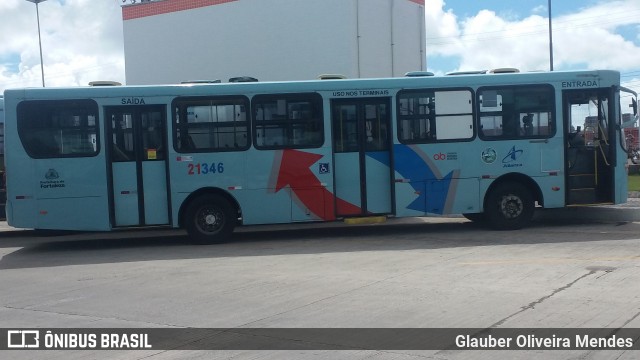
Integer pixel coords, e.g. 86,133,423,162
404,71,434,77
488,68,520,74
228,77,259,83
181,80,222,84
88,81,122,86
446,70,488,76
318,74,347,80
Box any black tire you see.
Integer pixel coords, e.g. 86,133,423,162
485,182,534,230
184,194,236,244
462,212,486,223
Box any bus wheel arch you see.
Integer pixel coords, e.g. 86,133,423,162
179,188,242,244
483,174,542,230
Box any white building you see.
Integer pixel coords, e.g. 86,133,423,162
122,0,425,84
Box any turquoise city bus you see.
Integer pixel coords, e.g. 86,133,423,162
3,70,637,243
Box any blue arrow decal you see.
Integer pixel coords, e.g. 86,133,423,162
367,144,455,214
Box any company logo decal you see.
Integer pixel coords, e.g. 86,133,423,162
45,169,59,180
433,152,458,161
503,146,524,168
41,169,65,189
481,148,497,164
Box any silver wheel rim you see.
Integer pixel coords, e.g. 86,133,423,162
500,194,523,219
196,206,224,234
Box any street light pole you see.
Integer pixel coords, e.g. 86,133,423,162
26,0,48,87
548,0,554,71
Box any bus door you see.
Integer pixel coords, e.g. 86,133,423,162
331,98,393,216
563,89,615,205
106,105,170,227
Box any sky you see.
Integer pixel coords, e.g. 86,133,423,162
426,0,640,93
1,0,640,94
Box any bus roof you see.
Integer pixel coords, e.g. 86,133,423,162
3,69,620,101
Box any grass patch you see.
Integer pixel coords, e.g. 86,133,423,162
629,174,640,192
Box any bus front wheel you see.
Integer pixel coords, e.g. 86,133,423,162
184,194,235,244
485,182,534,230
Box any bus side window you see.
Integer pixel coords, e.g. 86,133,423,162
31,131,59,157
397,89,473,143
17,99,99,159
427,102,436,139
478,85,554,141
111,144,129,161
178,134,195,151
501,105,519,138
174,97,250,153
522,113,533,136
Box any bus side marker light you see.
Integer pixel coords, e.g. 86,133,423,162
552,186,561,191
227,186,243,190
549,171,558,176
39,210,48,215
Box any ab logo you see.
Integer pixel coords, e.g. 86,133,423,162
433,152,447,160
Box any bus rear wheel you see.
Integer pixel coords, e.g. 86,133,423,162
485,182,534,230
184,194,235,244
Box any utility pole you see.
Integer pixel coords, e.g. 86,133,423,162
25,0,48,87
548,0,554,71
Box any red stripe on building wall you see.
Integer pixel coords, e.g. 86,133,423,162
123,0,239,21
123,0,424,21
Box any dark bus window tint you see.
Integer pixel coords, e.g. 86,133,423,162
17,99,99,158
478,85,555,140
173,96,250,152
253,93,323,149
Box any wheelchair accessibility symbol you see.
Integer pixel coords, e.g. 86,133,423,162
319,163,330,174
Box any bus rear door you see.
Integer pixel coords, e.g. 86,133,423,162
331,98,394,216
106,105,170,227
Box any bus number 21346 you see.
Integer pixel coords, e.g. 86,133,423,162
187,163,224,175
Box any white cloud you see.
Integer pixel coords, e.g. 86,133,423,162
2,0,640,94
425,0,462,57
0,0,125,91
426,0,640,76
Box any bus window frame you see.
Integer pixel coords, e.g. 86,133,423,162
172,95,251,153
396,87,476,144
17,99,100,159
477,83,556,141
252,92,324,150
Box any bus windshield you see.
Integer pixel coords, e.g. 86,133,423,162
620,86,638,153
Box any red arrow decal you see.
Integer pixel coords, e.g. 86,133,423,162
272,149,361,220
